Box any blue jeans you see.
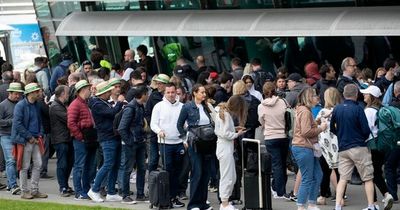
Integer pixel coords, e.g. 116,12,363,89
265,138,289,196
159,143,185,198
0,136,17,188
148,135,159,172
92,140,121,195
120,142,146,198
291,146,322,207
73,139,97,197
54,142,74,191
187,144,211,210
385,147,400,201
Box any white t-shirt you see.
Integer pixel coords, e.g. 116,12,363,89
197,104,210,126
364,107,378,140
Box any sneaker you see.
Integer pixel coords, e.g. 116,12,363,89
31,191,48,198
383,194,394,210
121,196,137,204
0,183,6,190
106,194,123,202
171,198,185,208
362,205,379,210
179,192,188,200
66,187,74,194
273,194,285,199
21,192,33,199
317,196,327,205
10,186,21,195
136,195,149,202
206,200,211,205
74,194,90,201
209,187,218,193
307,206,320,210
88,189,104,203
220,204,237,210
60,188,70,197
283,191,297,202
190,208,200,210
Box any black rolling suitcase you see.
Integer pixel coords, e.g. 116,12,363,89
149,138,170,209
242,138,272,210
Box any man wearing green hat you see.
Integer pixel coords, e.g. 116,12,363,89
11,83,47,199
147,74,170,173
108,78,126,106
67,79,96,200
88,81,124,202
0,82,24,194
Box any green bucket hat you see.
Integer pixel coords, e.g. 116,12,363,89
154,74,170,84
75,80,91,92
108,78,121,87
95,81,114,96
24,83,41,95
6,82,24,93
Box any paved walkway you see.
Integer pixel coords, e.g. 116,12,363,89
0,158,398,210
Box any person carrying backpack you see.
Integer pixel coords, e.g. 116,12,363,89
250,58,274,92
361,85,394,210
50,53,73,93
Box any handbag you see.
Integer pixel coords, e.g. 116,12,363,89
306,138,322,158
190,124,217,154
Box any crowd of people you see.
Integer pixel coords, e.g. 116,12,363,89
0,45,399,210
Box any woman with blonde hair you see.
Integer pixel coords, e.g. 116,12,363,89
292,87,327,210
315,87,342,205
215,95,247,210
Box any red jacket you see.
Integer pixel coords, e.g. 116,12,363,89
67,96,94,141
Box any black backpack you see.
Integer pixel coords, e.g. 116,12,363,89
113,102,138,136
253,71,274,92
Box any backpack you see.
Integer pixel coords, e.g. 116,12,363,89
283,99,295,138
113,102,139,137
368,106,400,151
252,70,274,92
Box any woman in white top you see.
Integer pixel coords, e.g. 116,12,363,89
214,95,247,210
361,85,394,209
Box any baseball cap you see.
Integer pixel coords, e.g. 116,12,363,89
286,73,303,83
360,85,382,98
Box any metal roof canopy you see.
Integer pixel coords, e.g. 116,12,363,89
55,6,400,37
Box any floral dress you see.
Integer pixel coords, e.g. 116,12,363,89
316,108,339,168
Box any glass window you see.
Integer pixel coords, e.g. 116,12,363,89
48,1,81,19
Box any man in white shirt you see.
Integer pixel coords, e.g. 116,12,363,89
150,83,185,208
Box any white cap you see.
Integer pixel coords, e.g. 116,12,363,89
360,85,382,98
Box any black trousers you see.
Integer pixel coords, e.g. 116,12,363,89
371,149,389,202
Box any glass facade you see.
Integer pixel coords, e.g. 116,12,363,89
32,0,400,76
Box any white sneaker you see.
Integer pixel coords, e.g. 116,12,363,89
191,208,200,210
88,189,104,203
383,194,394,210
206,200,210,205
307,206,320,210
362,205,379,210
106,194,123,202
220,204,237,210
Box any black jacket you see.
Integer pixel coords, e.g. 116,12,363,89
315,79,337,106
49,99,70,144
336,75,364,103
